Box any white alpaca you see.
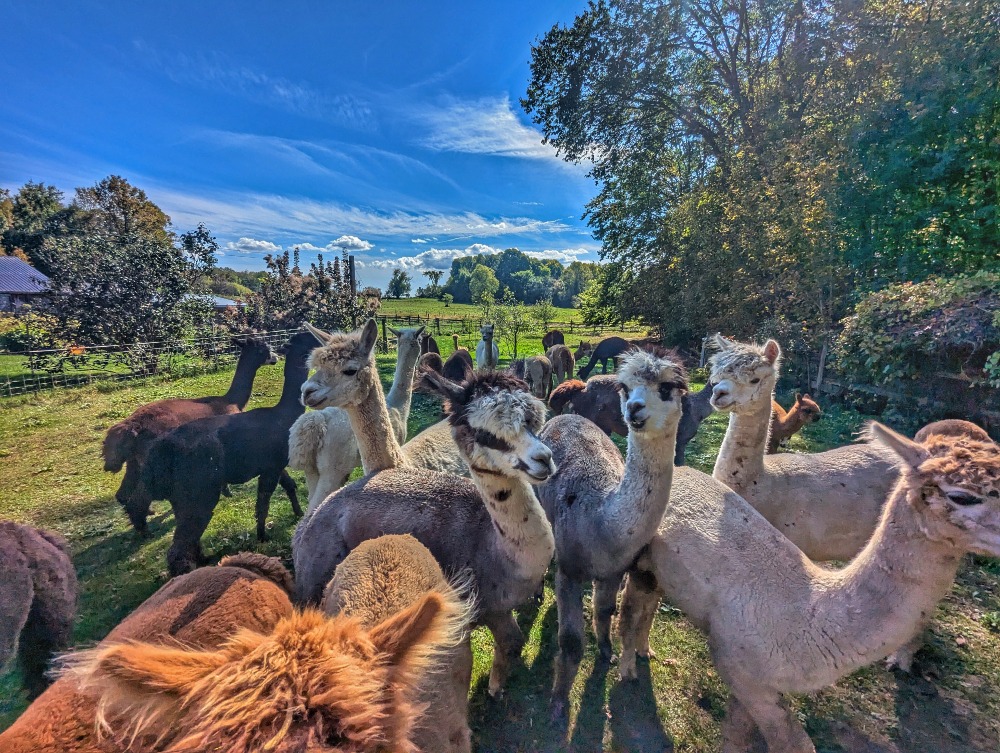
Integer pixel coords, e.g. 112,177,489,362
475,324,499,370
288,326,423,511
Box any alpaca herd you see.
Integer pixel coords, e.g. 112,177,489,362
2,319,1000,753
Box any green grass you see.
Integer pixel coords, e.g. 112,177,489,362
379,297,583,323
1,362,998,751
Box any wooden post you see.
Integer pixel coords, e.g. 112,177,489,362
348,255,358,328
381,317,388,354
435,317,441,335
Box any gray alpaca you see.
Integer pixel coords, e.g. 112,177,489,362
536,349,688,722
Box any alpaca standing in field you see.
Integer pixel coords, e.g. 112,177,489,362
576,336,630,379
102,335,277,535
767,392,823,454
322,534,473,753
0,553,293,752
674,382,715,465
709,335,898,561
288,326,423,511
143,331,316,575
442,348,474,383
546,344,575,385
419,331,440,355
548,375,628,436
511,355,553,399
537,349,687,722
0,522,77,699
294,321,555,694
475,324,499,370
542,329,565,350
619,423,1000,753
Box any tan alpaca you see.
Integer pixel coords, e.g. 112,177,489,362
767,393,822,454
322,535,473,753
620,424,1000,753
513,355,553,399
546,344,575,385
709,335,898,561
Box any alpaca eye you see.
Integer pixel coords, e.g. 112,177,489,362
658,383,673,400
750,378,761,384
947,491,983,507
343,369,358,377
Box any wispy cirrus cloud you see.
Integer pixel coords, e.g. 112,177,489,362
416,96,558,160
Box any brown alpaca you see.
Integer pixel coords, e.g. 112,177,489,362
542,329,564,350
0,522,77,699
511,355,553,399
546,344,575,385
65,564,468,753
766,393,823,454
0,553,293,753
548,375,628,437
322,535,473,753
103,335,278,535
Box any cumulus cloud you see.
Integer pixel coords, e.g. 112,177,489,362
524,247,594,264
329,235,373,251
418,96,558,160
357,244,502,271
224,237,282,254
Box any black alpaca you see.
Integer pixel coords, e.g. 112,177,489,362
143,331,317,575
674,382,715,465
577,336,630,379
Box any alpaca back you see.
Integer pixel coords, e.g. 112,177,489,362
402,419,470,477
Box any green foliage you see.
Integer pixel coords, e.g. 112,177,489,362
495,289,532,358
385,268,412,299
532,296,557,331
469,264,500,304
441,292,454,307
0,311,59,351
73,175,172,246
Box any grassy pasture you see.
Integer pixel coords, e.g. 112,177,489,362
0,344,998,751
379,297,583,322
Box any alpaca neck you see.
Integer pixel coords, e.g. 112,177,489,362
222,353,263,409
345,371,407,474
819,483,963,666
469,467,554,580
385,345,419,423
607,425,678,560
278,357,309,412
713,394,770,489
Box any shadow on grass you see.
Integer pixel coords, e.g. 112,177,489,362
608,659,673,752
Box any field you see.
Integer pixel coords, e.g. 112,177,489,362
1,345,999,752
379,297,583,323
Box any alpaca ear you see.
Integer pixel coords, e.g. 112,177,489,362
795,392,802,402
304,322,334,345
72,641,225,701
369,593,451,678
868,422,929,469
418,369,465,403
711,333,733,351
415,325,426,337
763,339,781,364
360,319,379,356
388,326,401,337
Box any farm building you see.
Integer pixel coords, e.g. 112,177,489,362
0,256,49,312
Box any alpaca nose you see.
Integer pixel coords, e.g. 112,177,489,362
712,385,729,401
626,400,648,428
301,385,319,406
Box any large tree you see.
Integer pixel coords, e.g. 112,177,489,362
74,175,172,245
385,268,412,299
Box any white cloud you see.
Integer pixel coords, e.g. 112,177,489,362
224,237,282,254
358,244,502,271
410,238,430,244
524,247,594,264
329,234,373,251
418,96,558,160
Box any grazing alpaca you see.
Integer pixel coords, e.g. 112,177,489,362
620,423,1000,753
511,355,553,399
443,349,474,382
0,553,293,752
674,382,715,466
419,330,440,355
103,335,277,534
0,522,76,699
294,331,555,695
710,335,898,561
537,349,687,722
288,326,423,511
475,323,499,370
548,375,628,437
576,336,631,379
143,331,317,575
322,535,473,753
542,329,565,350
767,392,823,454
546,344,575,385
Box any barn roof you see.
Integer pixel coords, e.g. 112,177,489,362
0,257,49,295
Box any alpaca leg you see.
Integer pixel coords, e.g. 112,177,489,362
18,575,75,699
720,696,759,753
255,471,282,541
550,568,585,724
0,565,32,677
592,574,621,662
723,683,815,753
118,461,152,536
482,610,524,698
277,469,303,517
886,628,926,673
618,572,661,681
167,501,215,576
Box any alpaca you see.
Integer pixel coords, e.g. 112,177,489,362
548,375,628,437
419,330,440,355
619,423,1000,753
443,348,474,383
576,336,630,379
401,419,470,477
914,419,992,443
709,335,898,561
475,323,499,370
767,392,823,454
511,355,553,399
674,382,715,466
294,328,555,695
546,344,575,385
542,329,565,350
450,333,470,354
0,553,293,753
0,522,77,699
288,326,423,511
537,349,687,722
103,335,277,534
322,534,473,753
143,331,317,575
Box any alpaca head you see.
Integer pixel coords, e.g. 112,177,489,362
300,319,380,410
616,348,688,435
793,393,822,423
420,370,555,483
69,604,466,753
480,324,494,341
574,341,593,360
232,334,279,367
389,325,424,366
870,422,1000,557
708,335,780,413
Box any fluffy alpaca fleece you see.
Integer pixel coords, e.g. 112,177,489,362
510,355,553,399
322,535,473,753
767,393,823,454
0,553,293,753
0,522,77,699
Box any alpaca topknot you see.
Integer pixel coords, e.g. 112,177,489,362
618,348,687,387
709,336,779,378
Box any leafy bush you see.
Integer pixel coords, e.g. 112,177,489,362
0,311,60,351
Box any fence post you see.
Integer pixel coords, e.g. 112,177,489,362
381,317,388,354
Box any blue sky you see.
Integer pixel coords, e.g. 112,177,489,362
0,0,598,290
